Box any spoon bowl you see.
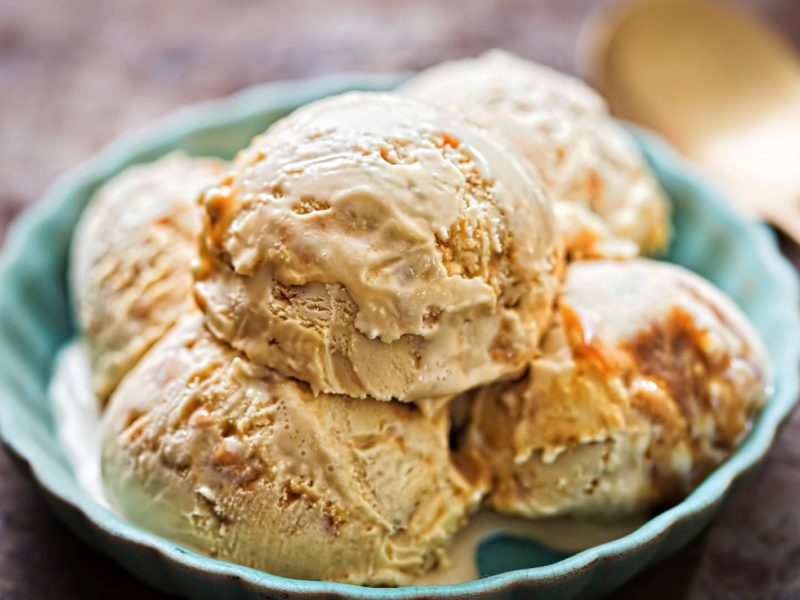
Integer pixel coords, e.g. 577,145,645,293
579,0,800,239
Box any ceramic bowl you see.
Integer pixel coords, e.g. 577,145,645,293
0,74,798,600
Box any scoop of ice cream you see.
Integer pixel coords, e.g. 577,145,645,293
403,50,671,258
195,92,562,402
460,259,767,518
70,154,227,401
101,313,484,585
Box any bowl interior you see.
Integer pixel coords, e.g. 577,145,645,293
0,75,797,599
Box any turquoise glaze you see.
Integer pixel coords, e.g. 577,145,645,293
0,75,798,600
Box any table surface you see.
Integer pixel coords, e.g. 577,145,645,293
2,0,800,598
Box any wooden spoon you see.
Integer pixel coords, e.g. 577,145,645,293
578,0,800,242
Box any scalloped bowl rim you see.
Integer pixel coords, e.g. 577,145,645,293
0,73,798,599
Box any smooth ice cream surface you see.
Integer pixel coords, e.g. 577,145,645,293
461,259,768,518
70,153,227,401
403,50,671,259
195,91,562,402
101,314,484,586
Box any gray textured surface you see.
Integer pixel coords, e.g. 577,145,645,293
1,0,799,597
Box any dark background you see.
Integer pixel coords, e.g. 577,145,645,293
1,0,799,598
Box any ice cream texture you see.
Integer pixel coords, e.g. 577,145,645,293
460,259,768,518
70,153,227,401
101,314,484,585
67,61,771,588
195,91,563,402
403,50,671,259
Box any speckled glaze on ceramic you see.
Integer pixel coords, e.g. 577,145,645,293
0,75,798,600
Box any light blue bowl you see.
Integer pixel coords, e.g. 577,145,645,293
0,75,798,600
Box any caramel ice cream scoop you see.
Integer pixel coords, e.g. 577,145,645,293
194,92,562,402
70,154,227,401
101,314,484,585
461,259,767,518
403,50,671,259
